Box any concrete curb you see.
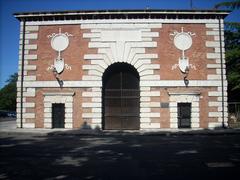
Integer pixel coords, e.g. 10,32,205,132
1,128,240,136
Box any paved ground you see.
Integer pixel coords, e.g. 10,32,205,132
0,118,16,131
1,132,240,180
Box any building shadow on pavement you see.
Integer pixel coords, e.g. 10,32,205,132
1,128,240,180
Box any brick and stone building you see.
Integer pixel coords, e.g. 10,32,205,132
14,9,229,130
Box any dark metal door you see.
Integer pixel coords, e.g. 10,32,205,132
52,103,65,128
178,103,191,128
103,63,140,130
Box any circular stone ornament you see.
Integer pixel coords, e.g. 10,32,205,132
51,34,69,52
173,33,192,51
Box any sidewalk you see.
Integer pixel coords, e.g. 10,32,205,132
1,118,240,136
1,127,240,136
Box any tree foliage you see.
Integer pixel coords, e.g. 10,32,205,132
0,73,18,111
214,0,240,9
225,27,240,101
214,0,240,101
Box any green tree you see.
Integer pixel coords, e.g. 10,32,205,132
225,26,240,101
214,0,240,9
0,73,18,111
215,0,240,101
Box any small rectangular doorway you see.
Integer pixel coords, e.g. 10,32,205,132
52,103,65,128
178,103,191,128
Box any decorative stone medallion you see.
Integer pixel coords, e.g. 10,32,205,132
170,27,196,73
47,28,73,74
51,33,69,52
173,31,192,51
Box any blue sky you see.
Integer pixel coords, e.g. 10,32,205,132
0,0,239,88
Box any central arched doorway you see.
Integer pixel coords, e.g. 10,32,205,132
102,63,140,130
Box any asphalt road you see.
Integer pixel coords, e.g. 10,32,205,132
0,133,240,180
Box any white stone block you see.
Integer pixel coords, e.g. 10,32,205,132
44,112,51,118
140,87,151,91
140,91,160,97
82,75,101,81
206,31,219,36
207,53,220,59
84,54,103,60
25,54,37,60
208,122,222,128
92,108,101,113
44,123,52,129
170,122,178,129
25,65,37,70
82,113,101,118
44,118,52,123
191,117,199,123
65,123,73,129
139,70,154,76
65,108,73,113
92,97,102,102
140,102,150,107
140,112,160,118
208,112,221,117
16,97,26,103
82,102,101,108
44,108,51,113
216,69,226,75
23,113,35,119
92,87,101,92
65,113,73,118
206,41,219,48
88,70,102,77
92,118,102,123
137,64,160,72
25,44,37,50
91,60,108,69
88,42,110,48
150,102,161,107
207,64,221,68
19,39,29,45
140,117,151,123
25,33,38,39
65,118,73,123
44,103,52,108
209,101,221,107
208,91,221,96
171,112,178,118
205,23,219,28
140,97,151,102
207,75,221,80
191,122,200,128
23,123,35,128
82,91,101,97
83,65,104,72
83,33,101,38
22,102,35,108
169,108,177,113
26,26,39,31
140,107,151,113
90,123,102,129
141,75,160,80
218,96,227,102
191,113,199,118
142,31,159,38
140,123,160,129
192,107,200,112
65,103,73,108
24,76,37,81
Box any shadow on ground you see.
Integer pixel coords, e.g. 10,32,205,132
0,129,240,180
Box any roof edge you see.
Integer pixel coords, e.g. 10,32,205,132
14,9,231,21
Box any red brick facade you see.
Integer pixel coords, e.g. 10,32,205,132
15,10,228,130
